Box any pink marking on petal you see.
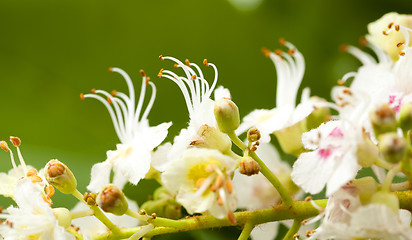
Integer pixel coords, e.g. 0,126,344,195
389,95,396,104
318,148,332,160
329,127,343,138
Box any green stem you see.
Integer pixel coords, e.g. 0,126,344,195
71,189,121,235
227,131,294,207
282,219,301,240
375,158,393,170
67,226,84,240
126,209,148,222
383,164,401,192
94,199,327,240
238,221,255,240
71,209,94,219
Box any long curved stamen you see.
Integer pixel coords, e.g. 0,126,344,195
161,71,194,115
95,90,128,140
270,51,290,107
340,72,357,84
134,77,147,125
345,46,377,65
0,141,22,178
82,93,125,142
141,82,157,121
284,41,305,81
162,56,193,81
110,68,135,118
281,52,300,106
205,63,218,99
11,137,28,174
190,63,206,97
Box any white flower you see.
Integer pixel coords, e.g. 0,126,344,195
236,40,314,143
161,148,237,220
71,198,139,240
310,186,412,240
291,121,361,196
158,57,231,166
0,179,75,240
82,68,171,192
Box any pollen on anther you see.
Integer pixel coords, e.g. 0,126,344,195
274,49,282,56
107,97,113,105
158,55,164,61
225,180,233,194
191,75,197,80
10,136,21,147
261,48,271,58
395,25,400,31
80,93,85,101
185,59,191,67
399,51,406,56
110,90,117,97
145,77,150,85
359,37,367,47
279,37,286,46
339,44,349,53
388,22,394,29
287,48,296,55
203,59,209,66
140,69,146,77
397,42,404,47
217,195,223,206
46,185,55,197
108,67,113,72
0,141,9,152
173,63,178,68
26,168,37,177
91,88,97,94
337,80,345,86
158,68,164,78
382,30,389,36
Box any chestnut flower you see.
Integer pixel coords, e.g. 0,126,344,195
82,68,171,192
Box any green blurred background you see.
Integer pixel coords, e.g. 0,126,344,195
0,0,411,239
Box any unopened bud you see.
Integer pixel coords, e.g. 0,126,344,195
190,125,232,154
352,177,378,205
97,185,128,216
356,132,381,167
273,121,305,156
84,192,97,206
378,133,406,164
370,191,399,213
238,156,260,176
398,102,412,133
52,208,72,229
247,128,261,142
45,160,77,194
370,103,397,138
214,98,240,133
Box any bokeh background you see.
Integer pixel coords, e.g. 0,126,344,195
1,0,412,239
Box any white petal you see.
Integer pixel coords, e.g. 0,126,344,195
250,222,279,240
151,142,172,172
87,161,112,193
214,86,231,100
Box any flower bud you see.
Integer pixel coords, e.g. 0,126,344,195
96,185,128,216
247,128,261,143
398,102,412,133
52,207,72,229
190,124,232,154
378,133,406,164
273,121,305,156
352,177,378,205
45,160,77,194
141,198,182,220
238,156,260,176
370,191,399,213
370,103,397,138
356,133,381,167
214,98,240,133
84,192,97,206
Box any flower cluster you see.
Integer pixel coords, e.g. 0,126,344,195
1,12,412,240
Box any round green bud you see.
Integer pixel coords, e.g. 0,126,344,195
45,159,77,194
356,133,381,168
378,133,406,164
96,185,128,216
52,207,72,229
352,177,378,205
398,102,412,133
273,121,305,156
214,98,240,133
370,103,397,138
306,97,331,130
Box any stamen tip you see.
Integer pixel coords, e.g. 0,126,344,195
261,47,271,58
287,48,296,55
185,59,191,67
0,141,9,152
10,137,21,147
358,37,367,47
159,55,164,61
190,75,197,80
203,59,209,67
108,67,113,72
91,88,97,94
110,90,117,97
388,22,394,29
80,93,85,101
395,25,400,31
337,80,345,86
107,97,112,105
339,44,349,53
279,37,286,46
140,69,146,77
274,49,282,56
382,30,389,36
157,68,164,78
